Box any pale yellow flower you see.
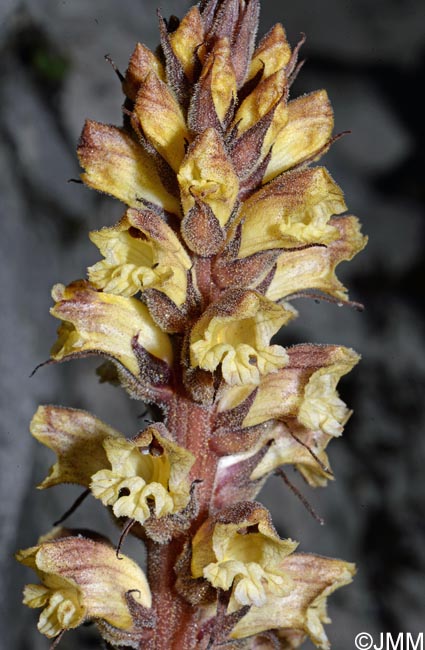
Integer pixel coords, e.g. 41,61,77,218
90,425,195,525
88,209,191,306
235,167,346,258
17,532,151,639
264,90,335,183
30,405,121,489
50,281,173,377
264,216,367,302
250,421,334,488
190,290,296,385
191,503,297,612
231,552,356,649
178,128,239,229
298,351,358,436
218,344,359,433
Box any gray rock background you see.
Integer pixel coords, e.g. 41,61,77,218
1,0,424,648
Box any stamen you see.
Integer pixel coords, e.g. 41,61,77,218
288,430,333,476
53,489,90,526
116,518,136,559
285,290,364,311
29,359,55,377
276,468,325,525
49,629,65,649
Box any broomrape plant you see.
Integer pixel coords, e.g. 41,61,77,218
17,0,367,648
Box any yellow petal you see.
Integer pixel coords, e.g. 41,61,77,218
235,167,346,258
169,6,205,82
198,38,237,123
250,421,333,488
190,291,296,386
133,72,190,172
90,425,195,525
264,90,334,183
248,23,292,81
298,347,359,436
234,69,286,135
123,42,165,100
17,546,86,638
231,552,355,646
178,128,239,227
50,281,173,376
191,503,297,612
17,534,151,637
88,209,191,306
36,587,85,638
218,344,358,432
265,216,368,301
262,99,289,158
78,121,179,214
31,405,121,489
22,584,51,609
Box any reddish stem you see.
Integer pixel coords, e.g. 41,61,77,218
143,394,219,649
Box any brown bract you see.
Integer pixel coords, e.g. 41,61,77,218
123,42,166,101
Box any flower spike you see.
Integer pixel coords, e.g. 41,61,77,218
21,0,367,647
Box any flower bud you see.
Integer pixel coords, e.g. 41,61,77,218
264,90,335,183
168,6,204,82
179,128,239,229
78,121,179,214
234,69,287,136
133,72,189,172
123,42,165,101
248,24,292,82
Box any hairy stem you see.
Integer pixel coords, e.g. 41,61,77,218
145,393,219,649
